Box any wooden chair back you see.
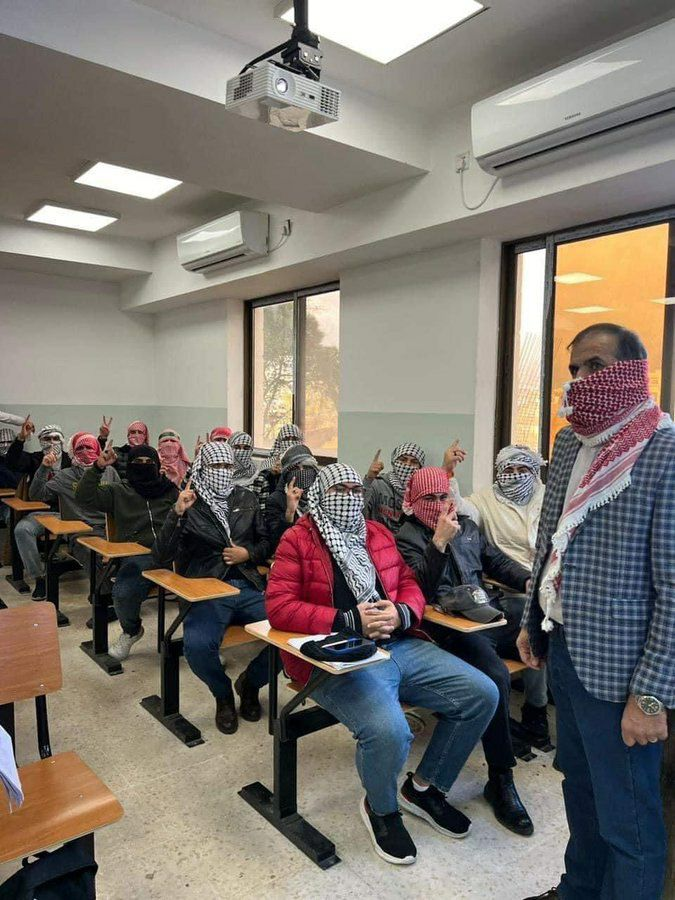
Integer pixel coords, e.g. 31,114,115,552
0,604,63,705
15,474,29,501
105,512,118,542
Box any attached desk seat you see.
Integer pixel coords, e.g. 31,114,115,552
140,569,253,748
35,514,92,628
2,497,50,593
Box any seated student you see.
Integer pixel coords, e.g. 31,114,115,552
396,466,538,837
77,443,178,660
264,443,318,552
153,441,272,735
209,426,232,442
6,418,72,599
157,429,190,487
29,432,119,569
228,431,258,487
266,463,499,866
98,418,150,480
363,443,426,534
449,443,546,570
251,424,303,514
0,427,20,524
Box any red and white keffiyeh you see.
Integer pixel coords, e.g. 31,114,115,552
540,358,668,631
158,429,191,486
403,466,452,530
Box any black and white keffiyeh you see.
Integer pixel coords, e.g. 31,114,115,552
228,431,258,485
259,424,303,471
190,441,235,536
389,442,426,493
494,445,546,507
307,463,379,604
38,424,65,468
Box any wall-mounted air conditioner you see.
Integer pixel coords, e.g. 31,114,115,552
472,19,675,176
177,211,269,272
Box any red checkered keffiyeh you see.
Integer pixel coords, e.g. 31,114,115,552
540,358,668,631
402,466,452,530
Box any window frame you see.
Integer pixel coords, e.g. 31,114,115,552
244,281,340,464
498,205,675,463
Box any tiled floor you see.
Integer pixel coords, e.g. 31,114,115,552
0,566,568,899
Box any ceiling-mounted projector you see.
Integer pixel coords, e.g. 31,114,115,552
225,0,340,131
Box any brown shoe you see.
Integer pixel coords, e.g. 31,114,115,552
215,692,238,734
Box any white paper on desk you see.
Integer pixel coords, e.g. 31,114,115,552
288,634,388,670
0,725,23,811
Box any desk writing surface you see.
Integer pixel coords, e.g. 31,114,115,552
142,569,240,602
35,515,92,536
2,498,49,513
423,606,507,633
76,536,150,558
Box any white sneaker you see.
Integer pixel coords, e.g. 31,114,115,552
109,627,145,661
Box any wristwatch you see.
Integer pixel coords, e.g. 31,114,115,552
634,694,665,716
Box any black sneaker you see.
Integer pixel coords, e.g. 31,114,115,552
359,797,416,865
32,577,46,600
234,671,261,722
399,772,471,838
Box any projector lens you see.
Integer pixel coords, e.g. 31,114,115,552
275,77,289,94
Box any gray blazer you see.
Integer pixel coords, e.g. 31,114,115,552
522,422,675,705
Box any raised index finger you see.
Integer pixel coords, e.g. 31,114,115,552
373,449,382,462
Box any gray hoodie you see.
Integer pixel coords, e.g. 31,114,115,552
29,463,119,527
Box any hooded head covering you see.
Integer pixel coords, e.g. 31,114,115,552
190,441,235,536
228,431,257,485
260,424,303,471
280,443,319,511
403,467,452,531
127,421,149,448
71,433,100,470
389,442,426,494
0,427,16,456
209,426,233,442
38,425,65,466
307,463,379,604
126,444,174,499
157,429,191,486
494,445,546,507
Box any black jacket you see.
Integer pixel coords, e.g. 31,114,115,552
153,490,269,591
5,438,72,478
265,487,303,553
396,514,529,602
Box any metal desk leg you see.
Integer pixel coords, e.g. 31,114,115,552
44,534,70,628
157,585,166,654
240,666,341,869
141,598,204,747
5,508,29,593
80,555,122,675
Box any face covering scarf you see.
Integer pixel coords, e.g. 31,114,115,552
494,445,546,507
389,442,426,494
0,428,15,456
126,445,174,500
403,467,451,530
260,424,303,471
539,358,669,632
307,463,379,604
157,429,191,486
228,431,257,482
209,427,233,442
72,433,100,470
127,421,149,448
38,425,65,468
190,441,235,537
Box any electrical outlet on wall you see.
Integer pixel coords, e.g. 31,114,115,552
455,152,471,174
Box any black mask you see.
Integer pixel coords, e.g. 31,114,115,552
128,461,158,484
126,444,175,500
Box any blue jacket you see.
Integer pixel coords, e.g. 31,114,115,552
522,422,675,705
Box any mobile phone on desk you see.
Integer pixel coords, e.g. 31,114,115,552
322,637,363,651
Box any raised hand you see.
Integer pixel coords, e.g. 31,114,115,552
433,508,460,551
42,449,58,469
96,443,118,470
285,477,304,521
443,439,467,475
19,415,35,442
99,415,113,438
194,435,204,458
175,478,197,516
366,449,384,481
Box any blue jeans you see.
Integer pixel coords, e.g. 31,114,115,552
183,578,270,699
549,627,666,900
310,636,499,816
112,554,157,635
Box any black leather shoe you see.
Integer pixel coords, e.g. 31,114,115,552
235,672,261,722
32,577,46,600
215,693,238,734
484,772,534,836
522,890,559,899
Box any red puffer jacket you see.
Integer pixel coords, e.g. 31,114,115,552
266,516,428,684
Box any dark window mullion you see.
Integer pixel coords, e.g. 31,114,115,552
294,294,307,434
540,235,557,464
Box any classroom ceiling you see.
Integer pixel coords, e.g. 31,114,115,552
136,0,675,112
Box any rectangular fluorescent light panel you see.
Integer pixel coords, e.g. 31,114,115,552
277,0,484,64
75,162,182,199
650,296,675,305
554,272,604,285
27,203,118,232
567,305,615,314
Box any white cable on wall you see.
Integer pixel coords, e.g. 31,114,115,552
459,168,499,211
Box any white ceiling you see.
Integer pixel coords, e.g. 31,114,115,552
135,0,675,112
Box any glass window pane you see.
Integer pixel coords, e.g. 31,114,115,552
252,301,295,449
511,249,546,450
301,290,340,457
549,223,670,448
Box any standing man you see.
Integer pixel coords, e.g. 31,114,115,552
519,324,673,900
